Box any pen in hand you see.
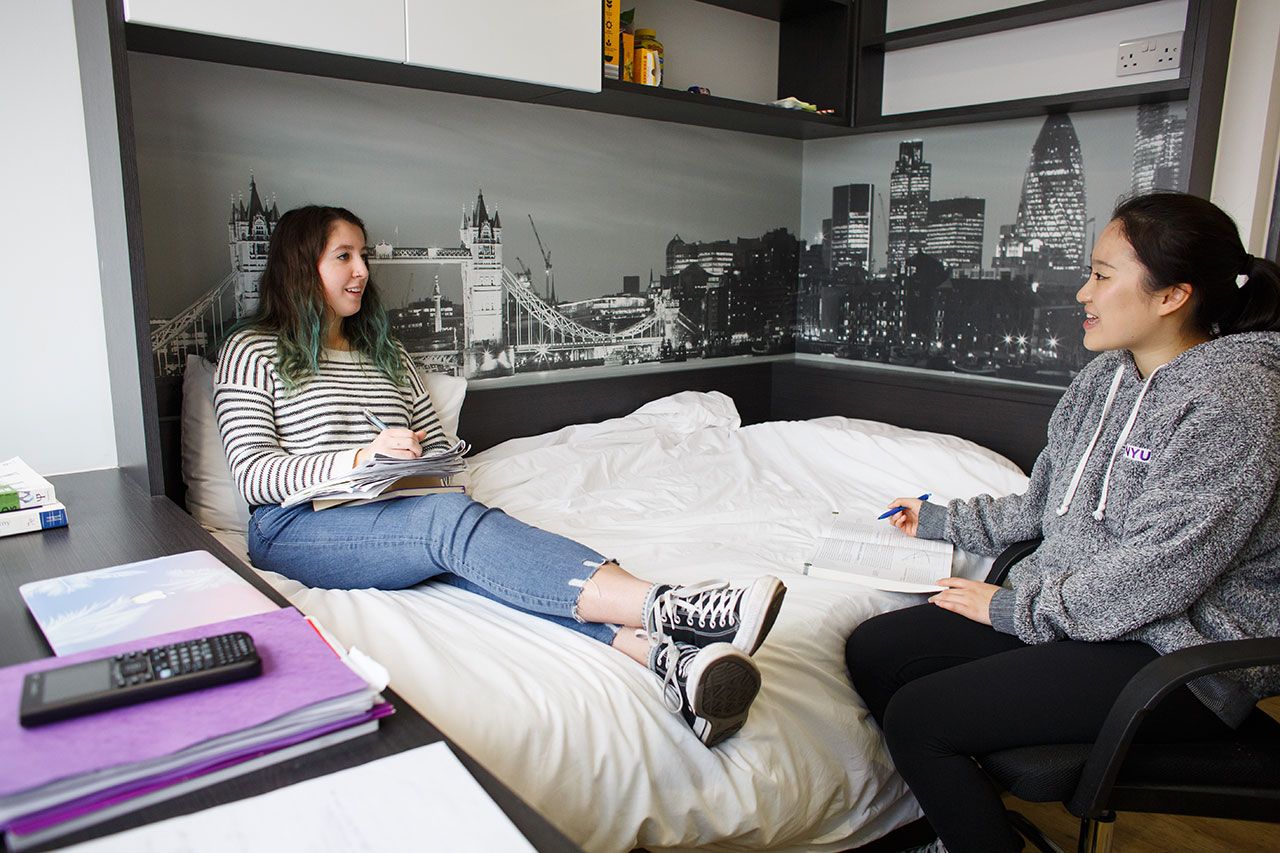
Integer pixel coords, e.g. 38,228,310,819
878,493,931,520
362,409,390,432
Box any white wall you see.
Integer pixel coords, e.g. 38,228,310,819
881,0,1188,115
1210,0,1280,253
0,0,117,475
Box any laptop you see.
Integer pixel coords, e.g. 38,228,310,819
20,550,277,656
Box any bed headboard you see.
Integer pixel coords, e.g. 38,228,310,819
157,359,1058,509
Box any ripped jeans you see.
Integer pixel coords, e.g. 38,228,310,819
248,492,619,644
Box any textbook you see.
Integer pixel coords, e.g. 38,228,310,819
803,515,953,593
0,457,57,512
0,503,68,538
281,439,470,509
19,550,276,656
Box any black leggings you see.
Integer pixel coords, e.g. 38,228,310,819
845,604,1237,853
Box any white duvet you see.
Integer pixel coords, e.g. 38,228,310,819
211,391,1029,852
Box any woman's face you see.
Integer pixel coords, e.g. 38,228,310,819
1076,220,1168,354
317,219,369,320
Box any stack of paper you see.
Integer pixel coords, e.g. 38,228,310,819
281,439,471,509
0,457,68,537
0,608,392,850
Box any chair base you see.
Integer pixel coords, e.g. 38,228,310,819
1077,813,1115,853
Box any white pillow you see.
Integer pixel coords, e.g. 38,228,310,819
182,354,252,532
180,354,467,532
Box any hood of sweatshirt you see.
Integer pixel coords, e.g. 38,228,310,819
1056,331,1280,522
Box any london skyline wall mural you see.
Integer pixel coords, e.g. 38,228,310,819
131,54,802,382
798,102,1187,386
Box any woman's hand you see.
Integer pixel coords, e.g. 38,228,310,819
884,497,924,537
929,578,1000,625
356,428,428,465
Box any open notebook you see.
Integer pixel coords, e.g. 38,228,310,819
804,515,953,593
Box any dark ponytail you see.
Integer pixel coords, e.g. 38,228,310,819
1110,192,1280,337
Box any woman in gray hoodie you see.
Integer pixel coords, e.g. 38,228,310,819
846,192,1280,853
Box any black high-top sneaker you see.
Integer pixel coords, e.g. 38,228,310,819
643,576,786,655
648,639,761,747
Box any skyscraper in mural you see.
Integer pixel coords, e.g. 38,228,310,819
925,197,985,272
228,176,280,317
1131,102,1186,193
831,183,874,270
887,140,932,272
1007,114,1087,276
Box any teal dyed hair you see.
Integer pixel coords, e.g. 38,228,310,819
220,205,406,390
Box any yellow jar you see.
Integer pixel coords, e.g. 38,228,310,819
632,28,663,87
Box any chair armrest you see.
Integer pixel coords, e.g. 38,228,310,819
984,538,1042,585
1068,636,1280,817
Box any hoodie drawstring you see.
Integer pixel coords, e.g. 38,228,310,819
1091,363,1164,521
1056,366,1124,517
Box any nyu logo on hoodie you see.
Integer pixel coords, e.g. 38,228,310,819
1123,444,1153,463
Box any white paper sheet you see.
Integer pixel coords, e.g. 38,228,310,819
64,743,535,852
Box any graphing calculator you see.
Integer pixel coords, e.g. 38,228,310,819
19,631,262,727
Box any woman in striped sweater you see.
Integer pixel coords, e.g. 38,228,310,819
214,205,786,747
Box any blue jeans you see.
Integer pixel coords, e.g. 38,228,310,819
248,492,619,644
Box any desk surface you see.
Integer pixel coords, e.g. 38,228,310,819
0,469,578,852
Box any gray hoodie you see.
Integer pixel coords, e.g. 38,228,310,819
917,332,1280,726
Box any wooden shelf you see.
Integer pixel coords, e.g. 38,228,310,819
535,79,850,139
125,23,852,140
696,0,849,22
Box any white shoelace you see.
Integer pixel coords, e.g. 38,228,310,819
650,581,741,648
656,640,688,714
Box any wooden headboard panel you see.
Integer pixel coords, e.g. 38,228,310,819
156,359,1059,509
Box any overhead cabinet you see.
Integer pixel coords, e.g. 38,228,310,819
404,0,600,92
123,0,601,92
123,0,408,63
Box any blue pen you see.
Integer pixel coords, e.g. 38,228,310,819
362,409,390,432
878,493,931,520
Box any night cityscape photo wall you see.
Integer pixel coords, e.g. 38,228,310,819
798,102,1187,386
132,53,1184,390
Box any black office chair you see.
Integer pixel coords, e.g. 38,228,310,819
975,539,1280,853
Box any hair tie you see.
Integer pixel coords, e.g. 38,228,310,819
1236,254,1254,289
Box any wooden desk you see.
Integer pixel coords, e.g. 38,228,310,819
0,469,579,852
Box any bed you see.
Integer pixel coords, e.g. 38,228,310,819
183,361,1030,852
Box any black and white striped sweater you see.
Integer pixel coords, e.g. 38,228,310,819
214,329,450,506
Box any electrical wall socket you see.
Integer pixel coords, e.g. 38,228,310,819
1117,31,1183,77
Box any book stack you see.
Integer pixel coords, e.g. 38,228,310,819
0,607,393,850
0,457,67,537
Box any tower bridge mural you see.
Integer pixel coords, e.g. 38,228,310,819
151,180,799,380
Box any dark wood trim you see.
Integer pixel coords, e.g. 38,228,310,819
865,0,1156,51
106,1,165,496
771,359,1062,473
695,0,849,22
1268,150,1280,262
1183,0,1238,197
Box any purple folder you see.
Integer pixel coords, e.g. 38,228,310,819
7,702,394,836
0,608,372,807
